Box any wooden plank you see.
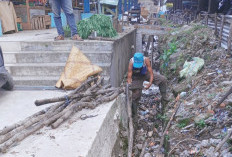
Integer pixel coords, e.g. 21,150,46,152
219,15,225,46
36,18,39,30
39,16,42,29
215,13,218,35
31,18,33,30
227,23,232,53
208,0,212,13
43,16,46,29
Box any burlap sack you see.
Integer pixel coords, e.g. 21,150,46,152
0,1,18,33
56,46,102,89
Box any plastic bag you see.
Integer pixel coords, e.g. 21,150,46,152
179,57,204,78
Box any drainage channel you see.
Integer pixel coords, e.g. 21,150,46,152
113,35,171,157
131,35,171,157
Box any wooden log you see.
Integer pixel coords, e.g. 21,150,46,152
51,88,123,129
0,102,64,144
215,13,218,35
0,102,67,153
47,80,105,128
219,15,225,46
0,121,44,153
139,139,148,157
227,23,232,53
51,102,92,129
217,86,232,106
35,77,98,106
126,84,134,157
157,95,180,154
215,128,232,152
206,14,208,25
0,108,48,136
0,114,44,144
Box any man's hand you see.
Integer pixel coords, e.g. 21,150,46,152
144,82,151,89
41,0,47,4
127,78,132,84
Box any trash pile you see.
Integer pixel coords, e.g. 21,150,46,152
133,83,163,157
133,23,232,156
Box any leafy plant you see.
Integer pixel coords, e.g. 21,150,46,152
157,114,168,121
177,118,190,128
77,14,117,39
160,42,177,71
195,119,206,129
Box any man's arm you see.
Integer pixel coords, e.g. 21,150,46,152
127,61,133,84
144,57,154,89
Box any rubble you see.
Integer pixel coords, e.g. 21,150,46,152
132,23,232,156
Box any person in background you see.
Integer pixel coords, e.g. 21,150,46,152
42,0,82,41
127,52,169,117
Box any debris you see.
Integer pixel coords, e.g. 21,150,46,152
179,57,204,78
214,128,232,153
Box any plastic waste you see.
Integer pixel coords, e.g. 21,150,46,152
179,57,204,78
180,92,187,98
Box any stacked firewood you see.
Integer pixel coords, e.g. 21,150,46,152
0,77,124,153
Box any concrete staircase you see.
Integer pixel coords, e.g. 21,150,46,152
1,40,112,86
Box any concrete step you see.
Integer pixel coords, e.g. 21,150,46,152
20,41,113,52
12,76,110,86
3,51,112,64
0,40,113,52
5,63,111,77
13,76,59,86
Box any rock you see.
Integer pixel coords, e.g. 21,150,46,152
144,153,152,157
201,139,210,147
221,81,232,85
186,102,194,106
204,146,218,157
148,131,153,137
180,150,190,156
172,82,189,96
221,148,229,156
209,138,221,146
223,153,232,157
136,144,143,150
194,113,210,122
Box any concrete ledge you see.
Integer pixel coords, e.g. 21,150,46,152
0,90,127,157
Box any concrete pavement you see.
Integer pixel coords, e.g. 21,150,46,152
0,89,126,157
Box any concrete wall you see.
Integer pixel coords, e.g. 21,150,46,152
87,94,128,157
110,29,136,87
1,28,136,87
136,25,171,52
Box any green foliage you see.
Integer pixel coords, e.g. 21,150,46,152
77,14,117,39
177,118,190,128
195,119,206,129
157,114,168,121
160,42,177,71
165,134,170,140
